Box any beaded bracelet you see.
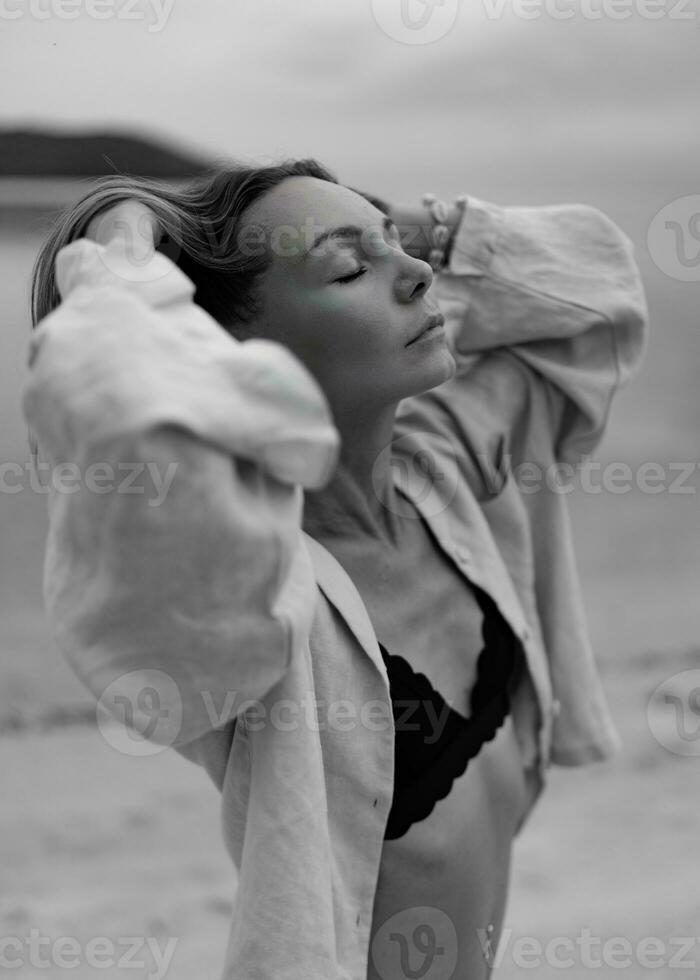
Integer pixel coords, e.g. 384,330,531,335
421,193,468,271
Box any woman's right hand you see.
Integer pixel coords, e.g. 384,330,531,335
85,198,161,251
387,200,463,266
22,229,338,752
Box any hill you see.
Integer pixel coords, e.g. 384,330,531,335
0,128,214,178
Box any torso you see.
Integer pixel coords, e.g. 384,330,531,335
308,498,529,980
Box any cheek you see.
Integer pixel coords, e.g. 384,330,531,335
259,272,398,401
286,290,390,367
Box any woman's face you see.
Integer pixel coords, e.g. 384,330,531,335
243,177,456,418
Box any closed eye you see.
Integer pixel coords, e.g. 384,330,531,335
334,266,367,285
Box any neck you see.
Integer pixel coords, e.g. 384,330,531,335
302,400,404,547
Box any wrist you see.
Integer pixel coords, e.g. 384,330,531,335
389,197,467,269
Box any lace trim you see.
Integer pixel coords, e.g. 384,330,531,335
379,588,521,841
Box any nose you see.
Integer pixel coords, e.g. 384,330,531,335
394,254,434,304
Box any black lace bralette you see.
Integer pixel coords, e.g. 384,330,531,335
379,586,524,841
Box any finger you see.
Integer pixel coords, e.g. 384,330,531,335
86,200,161,251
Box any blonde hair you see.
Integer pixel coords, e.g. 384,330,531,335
31,158,338,329
27,158,339,461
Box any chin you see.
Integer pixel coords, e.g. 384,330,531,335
386,343,456,403
416,345,456,394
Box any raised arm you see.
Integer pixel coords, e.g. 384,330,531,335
395,195,649,496
22,220,339,752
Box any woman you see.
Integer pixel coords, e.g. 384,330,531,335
24,159,648,979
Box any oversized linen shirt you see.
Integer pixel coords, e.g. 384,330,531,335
22,195,648,980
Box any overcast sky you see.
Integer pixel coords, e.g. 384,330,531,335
2,1,698,199
2,1,699,466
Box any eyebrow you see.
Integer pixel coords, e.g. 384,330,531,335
304,215,397,259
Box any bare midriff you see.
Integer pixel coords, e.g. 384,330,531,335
309,499,530,980
367,713,527,979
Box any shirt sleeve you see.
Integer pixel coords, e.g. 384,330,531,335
397,196,649,497
21,238,340,750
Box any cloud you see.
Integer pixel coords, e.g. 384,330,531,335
1,2,697,185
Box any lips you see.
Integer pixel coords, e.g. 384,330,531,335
406,312,445,346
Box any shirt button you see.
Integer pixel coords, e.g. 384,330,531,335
373,798,378,808
356,913,361,927
551,699,561,718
